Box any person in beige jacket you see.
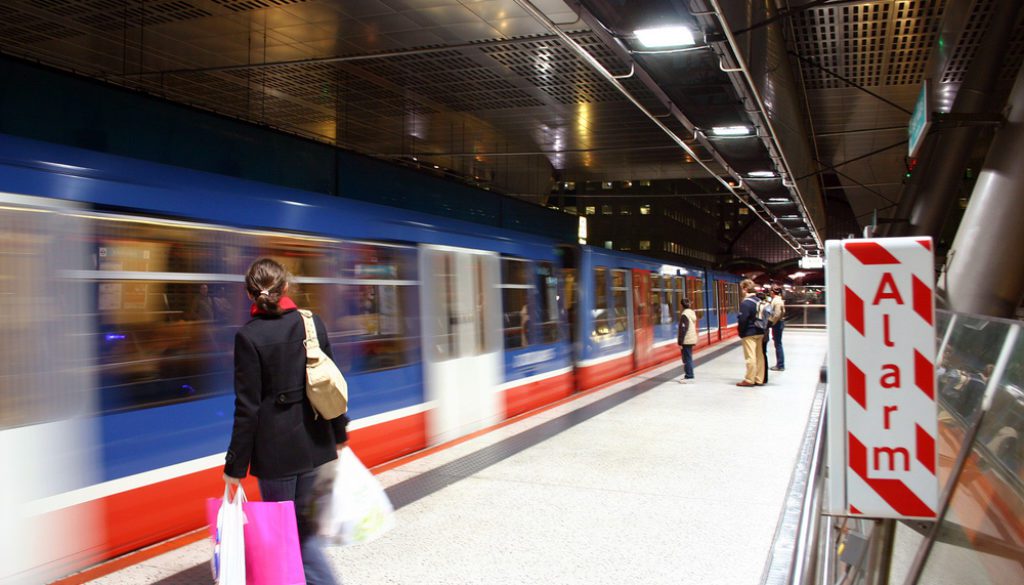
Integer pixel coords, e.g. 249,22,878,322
677,298,698,382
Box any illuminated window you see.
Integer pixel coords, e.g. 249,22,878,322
639,240,651,250
601,205,612,215
604,241,613,249
585,206,596,215
640,205,651,215
565,206,577,215
602,181,613,190
620,207,631,215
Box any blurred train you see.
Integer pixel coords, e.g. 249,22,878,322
0,134,742,582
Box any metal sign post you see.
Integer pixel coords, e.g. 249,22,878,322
826,237,939,520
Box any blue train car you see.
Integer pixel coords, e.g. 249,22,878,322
0,133,746,578
569,246,707,389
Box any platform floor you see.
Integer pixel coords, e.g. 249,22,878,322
79,330,828,585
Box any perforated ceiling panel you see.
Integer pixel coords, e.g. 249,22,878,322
29,0,212,31
941,0,1024,83
791,0,944,89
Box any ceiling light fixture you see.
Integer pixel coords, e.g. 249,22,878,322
633,26,696,48
709,125,753,136
746,171,778,178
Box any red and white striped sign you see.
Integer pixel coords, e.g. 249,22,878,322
826,237,938,519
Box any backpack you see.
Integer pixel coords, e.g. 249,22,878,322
753,299,771,331
298,309,348,420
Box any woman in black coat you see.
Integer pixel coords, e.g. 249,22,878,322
223,258,348,585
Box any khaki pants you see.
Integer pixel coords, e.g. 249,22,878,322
742,335,766,384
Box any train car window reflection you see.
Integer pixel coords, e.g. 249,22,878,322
429,252,457,360
611,269,628,333
500,257,532,349
536,262,561,343
649,273,662,326
92,218,241,413
328,243,419,372
690,277,706,321
592,267,610,337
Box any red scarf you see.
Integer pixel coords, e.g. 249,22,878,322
250,295,298,317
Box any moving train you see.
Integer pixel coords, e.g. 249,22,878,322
0,134,741,582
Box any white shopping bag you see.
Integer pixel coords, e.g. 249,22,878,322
211,485,247,585
320,447,395,546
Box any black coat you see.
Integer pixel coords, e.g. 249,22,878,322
224,308,349,480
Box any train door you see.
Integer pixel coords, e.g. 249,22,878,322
631,269,654,369
419,245,502,444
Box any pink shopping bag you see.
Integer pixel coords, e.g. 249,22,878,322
207,487,306,585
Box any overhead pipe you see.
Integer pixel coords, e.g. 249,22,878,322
510,0,807,253
698,0,824,251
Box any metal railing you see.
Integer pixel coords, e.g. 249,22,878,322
768,308,1024,585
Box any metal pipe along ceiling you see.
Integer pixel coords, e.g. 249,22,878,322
510,0,807,255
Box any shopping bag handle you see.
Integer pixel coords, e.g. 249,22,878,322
223,484,247,505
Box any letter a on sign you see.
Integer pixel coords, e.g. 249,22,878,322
825,237,939,520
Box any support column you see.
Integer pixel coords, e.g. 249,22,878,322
941,61,1024,317
900,0,1022,238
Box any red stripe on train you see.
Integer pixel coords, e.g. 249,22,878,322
576,353,635,390
503,372,575,418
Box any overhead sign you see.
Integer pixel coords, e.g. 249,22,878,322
826,237,938,519
799,256,824,269
908,80,932,158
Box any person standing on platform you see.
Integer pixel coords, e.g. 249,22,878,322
223,258,348,585
769,287,786,371
677,298,698,383
736,279,766,387
756,290,770,385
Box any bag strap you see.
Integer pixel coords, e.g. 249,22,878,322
297,309,319,360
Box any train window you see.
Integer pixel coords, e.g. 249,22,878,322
536,262,561,343
330,242,419,373
428,252,458,360
593,267,610,337
648,273,659,326
501,258,533,349
563,268,577,342
665,280,673,323
674,277,684,318
611,269,629,333
92,215,257,413
691,278,706,320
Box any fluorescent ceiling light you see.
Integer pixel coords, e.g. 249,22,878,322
709,125,752,136
767,197,790,202
747,171,778,178
634,26,696,48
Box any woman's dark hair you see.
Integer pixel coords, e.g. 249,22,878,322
245,258,290,314
681,298,691,309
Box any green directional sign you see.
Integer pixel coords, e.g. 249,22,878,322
908,80,931,158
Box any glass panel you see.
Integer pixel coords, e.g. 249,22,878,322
611,269,628,333
563,267,577,341
331,242,419,374
430,252,457,360
536,262,560,343
593,267,610,337
501,258,531,349
918,324,1024,585
93,216,248,413
649,273,662,326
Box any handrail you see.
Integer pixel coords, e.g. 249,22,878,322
761,368,830,585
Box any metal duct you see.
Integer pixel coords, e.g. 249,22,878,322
696,0,827,252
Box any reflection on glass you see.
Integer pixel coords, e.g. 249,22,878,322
500,258,531,349
611,269,628,333
919,323,1024,585
592,267,609,337
536,262,561,343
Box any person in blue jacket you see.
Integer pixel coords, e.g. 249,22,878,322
736,279,766,387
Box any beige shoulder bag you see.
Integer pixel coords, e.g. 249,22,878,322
298,309,348,420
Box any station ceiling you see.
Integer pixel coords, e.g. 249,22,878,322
2,0,1023,256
